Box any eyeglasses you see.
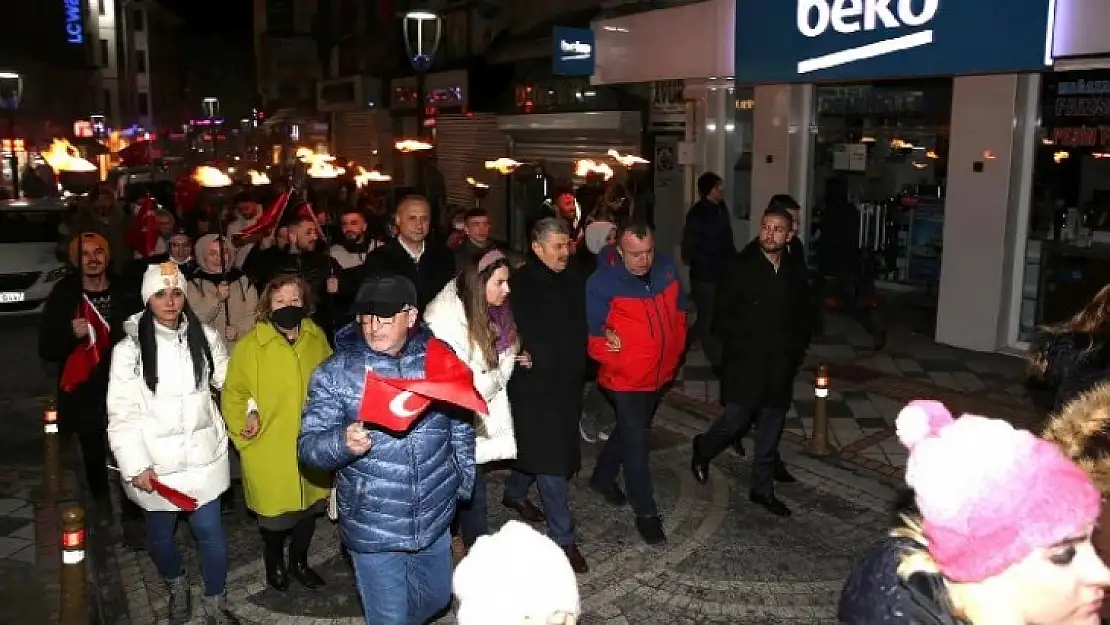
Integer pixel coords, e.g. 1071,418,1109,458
361,307,414,326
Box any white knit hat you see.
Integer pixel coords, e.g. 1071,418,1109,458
140,262,188,303
454,521,580,625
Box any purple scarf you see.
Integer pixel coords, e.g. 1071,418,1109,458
489,304,517,354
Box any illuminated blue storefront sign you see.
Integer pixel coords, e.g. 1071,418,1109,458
552,27,595,76
735,0,1058,83
64,0,84,45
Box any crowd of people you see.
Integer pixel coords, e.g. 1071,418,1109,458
39,166,1110,625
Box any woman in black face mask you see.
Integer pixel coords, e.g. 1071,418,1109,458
220,274,334,592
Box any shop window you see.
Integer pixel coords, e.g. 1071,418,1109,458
135,51,147,73
100,39,110,67
729,86,755,220
1020,70,1110,340
137,92,149,117
807,79,952,303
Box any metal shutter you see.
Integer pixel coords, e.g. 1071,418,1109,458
435,113,509,240
334,110,382,168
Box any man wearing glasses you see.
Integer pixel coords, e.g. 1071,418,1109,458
299,272,476,624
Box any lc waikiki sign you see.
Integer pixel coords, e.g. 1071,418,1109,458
64,0,85,45
735,0,1058,83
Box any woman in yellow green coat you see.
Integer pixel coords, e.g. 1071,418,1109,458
222,274,332,592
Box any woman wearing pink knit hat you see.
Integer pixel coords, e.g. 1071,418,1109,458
838,400,1110,624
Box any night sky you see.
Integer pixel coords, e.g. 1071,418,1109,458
161,0,252,34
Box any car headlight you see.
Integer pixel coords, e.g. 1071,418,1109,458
44,266,68,283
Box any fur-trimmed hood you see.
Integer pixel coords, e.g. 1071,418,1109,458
1030,331,1110,386
1043,382,1110,493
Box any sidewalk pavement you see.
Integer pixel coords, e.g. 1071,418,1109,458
674,312,1040,479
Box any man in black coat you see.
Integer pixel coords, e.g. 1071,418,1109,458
271,210,342,338
505,217,589,574
681,172,735,374
690,207,812,517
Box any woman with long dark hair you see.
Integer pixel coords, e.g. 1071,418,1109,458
1028,284,1110,412
107,263,239,624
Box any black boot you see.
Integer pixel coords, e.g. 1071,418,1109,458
260,529,289,591
289,516,325,589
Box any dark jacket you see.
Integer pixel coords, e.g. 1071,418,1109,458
38,274,139,434
297,325,476,554
839,537,968,625
360,238,456,313
453,238,515,270
1029,330,1110,412
507,259,588,476
681,199,735,284
270,248,340,337
714,239,811,409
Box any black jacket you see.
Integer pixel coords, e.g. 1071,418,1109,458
38,274,139,434
358,238,456,313
507,259,587,476
681,199,735,283
1029,330,1110,412
270,248,341,337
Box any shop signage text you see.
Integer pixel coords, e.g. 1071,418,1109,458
64,0,84,45
736,0,1056,83
552,27,595,77
1051,126,1110,148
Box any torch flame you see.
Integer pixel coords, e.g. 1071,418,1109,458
484,158,523,175
354,167,392,188
247,170,270,185
193,166,233,188
297,149,345,179
42,139,97,172
575,159,614,180
607,149,649,167
466,177,490,189
394,139,434,153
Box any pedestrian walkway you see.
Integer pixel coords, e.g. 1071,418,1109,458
674,312,1041,478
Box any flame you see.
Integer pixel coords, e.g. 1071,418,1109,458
354,166,392,188
42,139,97,172
607,149,649,167
575,159,614,180
247,170,270,185
394,139,434,153
925,150,939,159
297,149,345,179
193,165,232,188
466,177,490,189
1054,151,1070,164
484,158,523,175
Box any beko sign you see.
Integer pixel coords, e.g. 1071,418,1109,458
736,0,1057,83
63,0,84,45
552,26,596,76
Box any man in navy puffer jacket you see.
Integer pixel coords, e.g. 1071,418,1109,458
298,273,476,625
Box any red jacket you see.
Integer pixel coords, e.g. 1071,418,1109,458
586,247,687,392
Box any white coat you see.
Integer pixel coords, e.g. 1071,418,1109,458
424,281,518,464
106,312,231,512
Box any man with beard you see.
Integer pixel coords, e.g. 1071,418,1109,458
330,206,378,269
272,211,341,338
690,207,812,517
39,233,145,541
551,189,584,252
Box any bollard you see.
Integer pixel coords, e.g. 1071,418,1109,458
58,506,88,625
42,399,64,501
806,364,832,457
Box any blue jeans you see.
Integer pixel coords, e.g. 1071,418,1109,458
349,530,453,625
456,468,488,547
145,499,228,597
504,470,574,546
590,389,662,518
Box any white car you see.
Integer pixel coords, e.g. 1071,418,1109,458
0,198,69,315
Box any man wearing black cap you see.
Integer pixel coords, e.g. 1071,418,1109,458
299,272,476,624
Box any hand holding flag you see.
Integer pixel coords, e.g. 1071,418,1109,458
232,190,292,244
59,295,110,392
106,466,198,511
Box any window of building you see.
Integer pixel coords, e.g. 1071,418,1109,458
103,90,112,117
1018,70,1110,340
100,39,110,67
132,9,145,32
137,92,149,117
730,87,755,220
98,0,105,16
135,51,147,73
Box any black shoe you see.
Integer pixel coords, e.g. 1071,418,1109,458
635,516,666,545
220,490,236,516
590,482,627,507
690,437,710,485
260,529,289,591
749,490,792,517
773,462,797,483
501,496,546,523
289,517,325,589
732,438,746,457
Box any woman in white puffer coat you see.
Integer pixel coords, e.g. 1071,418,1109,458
106,262,240,625
424,249,541,550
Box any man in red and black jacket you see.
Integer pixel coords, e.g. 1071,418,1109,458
585,221,686,545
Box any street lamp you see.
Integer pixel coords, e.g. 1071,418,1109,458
0,71,24,198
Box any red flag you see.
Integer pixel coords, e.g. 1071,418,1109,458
125,196,160,257
151,478,198,511
232,190,291,244
59,295,110,392
358,339,488,433
118,141,155,167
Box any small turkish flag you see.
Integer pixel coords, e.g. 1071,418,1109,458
125,196,160,257
59,294,110,392
358,339,488,433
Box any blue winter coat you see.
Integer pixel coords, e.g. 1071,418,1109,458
297,324,476,554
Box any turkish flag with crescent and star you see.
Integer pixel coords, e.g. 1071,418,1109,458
59,294,110,392
358,338,488,433
125,196,160,257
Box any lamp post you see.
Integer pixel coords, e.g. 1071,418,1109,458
401,10,443,141
0,71,24,198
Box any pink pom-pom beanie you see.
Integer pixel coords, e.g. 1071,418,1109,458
895,399,1100,582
